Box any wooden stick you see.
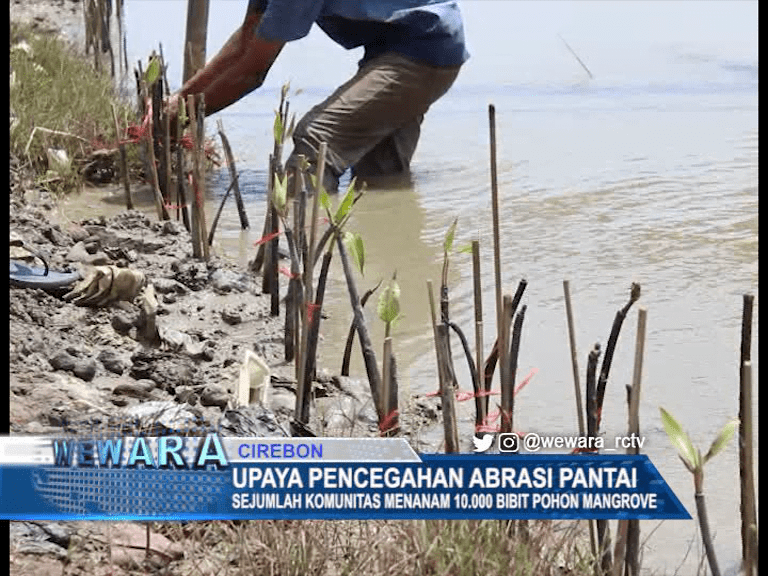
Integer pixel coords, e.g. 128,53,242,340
623,307,647,576
196,95,209,260
500,295,513,433
741,358,757,576
216,119,250,230
175,106,190,231
182,0,210,85
162,81,173,212
341,281,382,377
110,104,132,210
505,304,527,433
298,250,332,424
563,280,585,436
471,240,485,425
337,232,382,420
436,323,460,453
186,94,206,258
208,172,241,246
295,144,327,427
596,283,641,430
585,343,601,567
488,104,508,415
739,294,757,576
261,156,275,290
143,80,168,221
381,337,392,433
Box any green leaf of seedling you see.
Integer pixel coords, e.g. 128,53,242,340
344,231,365,275
334,177,357,225
273,172,288,214
319,189,331,214
443,217,458,254
273,110,284,145
660,407,699,471
144,56,160,86
703,418,739,464
457,243,474,255
377,277,401,326
281,81,290,101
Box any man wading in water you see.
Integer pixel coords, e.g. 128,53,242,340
167,0,469,191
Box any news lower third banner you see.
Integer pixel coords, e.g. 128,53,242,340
0,436,690,521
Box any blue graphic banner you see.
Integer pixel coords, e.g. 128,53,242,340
0,436,690,521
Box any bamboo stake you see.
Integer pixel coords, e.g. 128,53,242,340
298,250,332,424
488,104,509,417
471,240,485,426
142,80,169,221
261,156,275,290
175,106,190,231
586,343,601,570
741,358,757,576
162,77,173,212
623,307,647,576
563,280,586,437
739,294,757,576
269,197,280,316
436,323,460,453
295,144,327,429
110,104,132,210
186,94,208,259
182,0,210,84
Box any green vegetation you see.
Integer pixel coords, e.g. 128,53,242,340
10,23,135,193
660,407,739,576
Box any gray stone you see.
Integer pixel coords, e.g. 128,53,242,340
85,251,110,266
97,349,127,375
153,277,189,295
65,241,90,262
221,308,242,325
112,380,155,399
210,269,248,293
200,385,230,409
111,311,136,334
73,359,97,382
49,351,76,372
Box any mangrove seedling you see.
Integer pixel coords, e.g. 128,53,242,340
377,271,401,435
660,407,739,576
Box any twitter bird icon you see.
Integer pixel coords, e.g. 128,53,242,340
472,434,494,453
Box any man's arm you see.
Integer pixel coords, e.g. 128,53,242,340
178,9,284,116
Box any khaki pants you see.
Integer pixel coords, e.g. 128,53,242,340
287,52,461,191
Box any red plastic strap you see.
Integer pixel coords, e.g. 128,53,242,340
254,230,281,246
306,302,321,324
378,409,399,435
279,267,300,279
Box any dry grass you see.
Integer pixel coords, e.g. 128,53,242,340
132,518,594,576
